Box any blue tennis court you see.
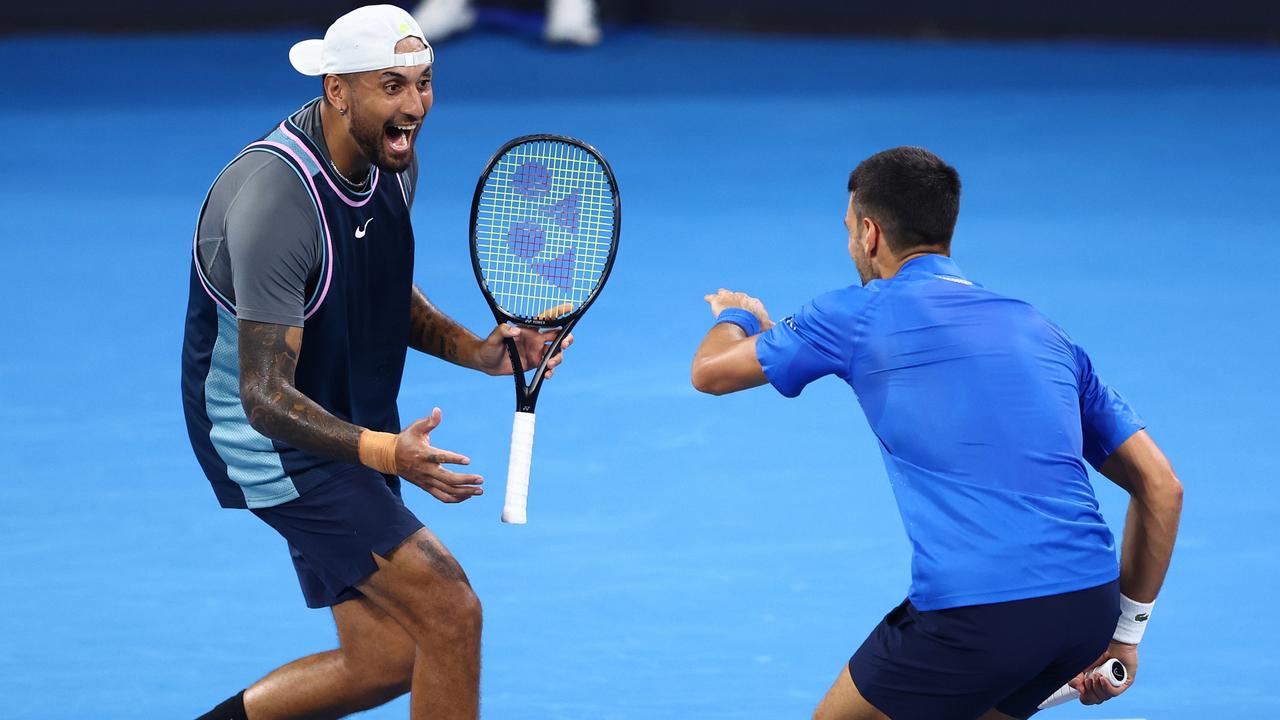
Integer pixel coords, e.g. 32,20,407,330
1,22,1277,719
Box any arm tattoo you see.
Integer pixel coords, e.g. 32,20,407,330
408,285,481,367
238,319,364,464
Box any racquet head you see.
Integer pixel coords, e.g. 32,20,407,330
469,134,620,328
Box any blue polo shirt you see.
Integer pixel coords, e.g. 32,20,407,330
756,254,1143,611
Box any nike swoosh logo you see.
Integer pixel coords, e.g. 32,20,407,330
355,218,373,238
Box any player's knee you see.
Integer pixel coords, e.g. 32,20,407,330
384,531,484,639
407,581,480,649
440,579,483,637
402,573,483,640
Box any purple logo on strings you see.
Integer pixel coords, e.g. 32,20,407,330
504,161,581,292
513,161,551,197
543,190,580,233
531,247,576,292
506,221,545,260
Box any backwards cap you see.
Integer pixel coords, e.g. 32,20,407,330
289,4,433,76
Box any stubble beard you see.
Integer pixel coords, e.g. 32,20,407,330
347,102,414,174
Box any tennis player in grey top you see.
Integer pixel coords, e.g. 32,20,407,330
187,7,571,720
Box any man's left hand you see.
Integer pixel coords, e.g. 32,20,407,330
704,288,774,332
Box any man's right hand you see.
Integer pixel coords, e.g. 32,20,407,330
1072,640,1137,705
395,408,484,503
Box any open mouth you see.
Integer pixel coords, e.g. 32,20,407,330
384,122,417,154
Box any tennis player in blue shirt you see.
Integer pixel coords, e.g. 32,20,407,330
691,147,1183,720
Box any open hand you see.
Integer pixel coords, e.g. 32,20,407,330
395,408,483,503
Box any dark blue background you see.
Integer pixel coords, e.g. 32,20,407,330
4,0,1279,40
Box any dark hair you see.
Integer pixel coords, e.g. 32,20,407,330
847,147,961,254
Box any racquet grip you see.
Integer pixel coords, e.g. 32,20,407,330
1038,658,1127,709
501,411,536,524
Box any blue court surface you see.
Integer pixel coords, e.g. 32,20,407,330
1,22,1278,720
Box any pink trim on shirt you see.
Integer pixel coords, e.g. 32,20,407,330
278,122,379,208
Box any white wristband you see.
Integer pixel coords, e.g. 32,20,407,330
1114,593,1154,644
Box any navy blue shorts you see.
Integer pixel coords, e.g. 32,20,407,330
251,465,425,609
849,581,1119,720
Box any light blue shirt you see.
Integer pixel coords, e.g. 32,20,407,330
756,254,1143,610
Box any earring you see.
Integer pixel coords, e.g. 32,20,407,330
339,108,348,116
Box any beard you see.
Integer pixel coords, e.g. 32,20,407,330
346,101,415,174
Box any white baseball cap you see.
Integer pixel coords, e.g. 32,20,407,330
289,4,434,76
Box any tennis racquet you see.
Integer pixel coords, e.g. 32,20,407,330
1038,658,1128,709
469,134,620,524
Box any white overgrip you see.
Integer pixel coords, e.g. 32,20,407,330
501,411,536,524
1038,658,1127,709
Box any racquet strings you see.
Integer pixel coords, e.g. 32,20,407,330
474,139,616,323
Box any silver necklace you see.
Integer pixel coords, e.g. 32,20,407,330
330,160,370,189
